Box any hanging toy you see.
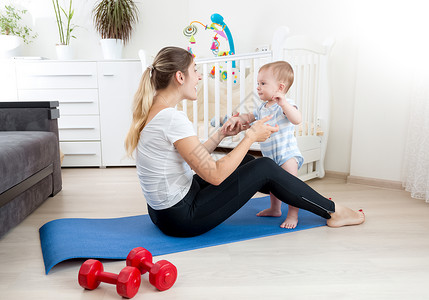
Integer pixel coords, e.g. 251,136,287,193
187,47,195,58
182,13,235,64
182,13,237,83
211,36,220,56
209,66,216,78
221,70,227,81
183,25,198,57
210,13,236,67
183,24,198,38
214,29,227,40
183,25,197,47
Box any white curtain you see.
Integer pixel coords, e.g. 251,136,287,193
402,70,429,202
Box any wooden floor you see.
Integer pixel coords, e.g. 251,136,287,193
1,167,429,300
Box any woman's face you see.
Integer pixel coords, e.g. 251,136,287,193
183,61,202,100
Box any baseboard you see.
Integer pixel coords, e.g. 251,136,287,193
346,175,403,190
325,171,348,180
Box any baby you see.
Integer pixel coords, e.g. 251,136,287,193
222,61,303,228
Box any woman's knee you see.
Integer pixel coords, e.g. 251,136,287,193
254,157,278,169
253,157,290,183
241,154,255,165
239,157,279,180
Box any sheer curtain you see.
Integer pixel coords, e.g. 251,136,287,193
402,70,429,202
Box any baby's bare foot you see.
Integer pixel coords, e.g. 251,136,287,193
280,215,298,229
256,208,282,217
281,206,299,229
327,204,365,228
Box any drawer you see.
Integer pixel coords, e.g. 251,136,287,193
0,60,18,101
18,89,99,115
16,61,97,89
60,142,101,167
58,115,100,141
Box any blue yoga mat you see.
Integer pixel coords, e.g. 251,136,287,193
39,196,326,274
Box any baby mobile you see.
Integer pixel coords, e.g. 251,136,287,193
183,13,238,83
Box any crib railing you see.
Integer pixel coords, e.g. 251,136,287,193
182,51,272,149
282,36,335,179
177,37,333,180
180,49,325,149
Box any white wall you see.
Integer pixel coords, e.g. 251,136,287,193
350,0,428,181
6,0,428,182
14,0,189,60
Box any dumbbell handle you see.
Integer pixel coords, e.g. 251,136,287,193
96,270,119,285
138,258,155,272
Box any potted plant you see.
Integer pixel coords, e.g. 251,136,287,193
52,0,77,60
92,0,139,59
0,5,37,58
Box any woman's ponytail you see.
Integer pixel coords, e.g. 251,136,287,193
124,46,193,157
124,67,154,157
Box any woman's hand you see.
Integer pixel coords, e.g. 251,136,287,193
175,115,275,186
245,115,279,142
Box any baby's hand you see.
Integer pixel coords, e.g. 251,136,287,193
272,91,286,106
222,116,250,135
221,117,239,134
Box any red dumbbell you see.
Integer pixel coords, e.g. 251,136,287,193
126,247,177,291
78,259,141,299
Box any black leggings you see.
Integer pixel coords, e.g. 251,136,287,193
147,155,335,237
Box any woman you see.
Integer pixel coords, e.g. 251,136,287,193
125,46,364,237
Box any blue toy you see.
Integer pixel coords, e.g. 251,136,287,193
210,13,235,67
183,13,236,67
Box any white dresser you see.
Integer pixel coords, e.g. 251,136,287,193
0,59,142,167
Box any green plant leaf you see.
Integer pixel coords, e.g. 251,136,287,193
52,0,77,45
92,0,139,45
0,4,37,43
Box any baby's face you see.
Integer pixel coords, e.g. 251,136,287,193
256,68,280,101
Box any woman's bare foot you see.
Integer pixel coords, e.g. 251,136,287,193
280,206,299,229
327,204,365,228
256,207,282,217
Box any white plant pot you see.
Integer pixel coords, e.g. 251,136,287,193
56,44,74,60
100,39,123,60
0,35,22,58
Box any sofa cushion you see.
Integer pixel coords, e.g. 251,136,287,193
0,131,57,194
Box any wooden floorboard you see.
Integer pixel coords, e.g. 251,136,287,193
1,167,428,300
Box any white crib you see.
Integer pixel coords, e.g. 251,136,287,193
140,27,335,181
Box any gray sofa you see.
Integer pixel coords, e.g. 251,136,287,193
0,101,62,238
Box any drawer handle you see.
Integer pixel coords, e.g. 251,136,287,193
103,74,115,77
64,153,97,156
60,127,96,130
60,100,95,104
30,74,93,77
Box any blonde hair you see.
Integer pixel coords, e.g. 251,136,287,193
125,46,193,156
260,61,294,93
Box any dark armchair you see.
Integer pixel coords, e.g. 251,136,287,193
0,101,62,238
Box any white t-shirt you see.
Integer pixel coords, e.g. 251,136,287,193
136,108,196,210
